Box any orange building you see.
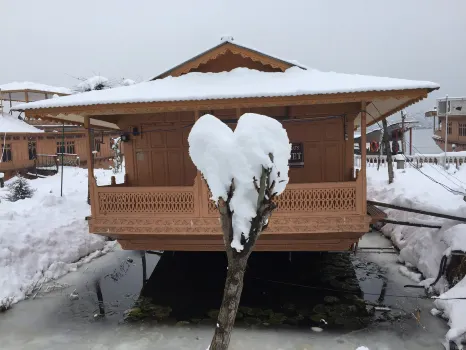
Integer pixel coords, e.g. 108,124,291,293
0,83,118,179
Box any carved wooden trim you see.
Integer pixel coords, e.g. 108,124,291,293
89,214,370,235
156,43,292,79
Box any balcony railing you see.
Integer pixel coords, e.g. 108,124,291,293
90,173,364,220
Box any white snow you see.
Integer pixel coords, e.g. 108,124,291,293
0,81,71,94
15,67,439,111
0,112,43,133
188,113,290,252
75,76,110,92
367,163,466,346
355,347,370,350
0,166,124,308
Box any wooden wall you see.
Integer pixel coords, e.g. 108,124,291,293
118,102,359,187
0,131,117,179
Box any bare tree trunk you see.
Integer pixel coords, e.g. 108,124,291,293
377,129,383,171
382,119,394,184
210,256,248,350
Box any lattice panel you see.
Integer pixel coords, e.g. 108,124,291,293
98,191,194,214
208,199,218,214
276,187,357,212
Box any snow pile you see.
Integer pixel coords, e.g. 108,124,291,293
76,76,111,92
367,164,466,346
0,166,124,308
188,113,290,252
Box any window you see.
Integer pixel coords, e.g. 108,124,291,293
56,141,65,154
448,122,452,135
94,139,101,153
28,141,37,160
1,144,12,162
66,141,75,154
460,124,466,137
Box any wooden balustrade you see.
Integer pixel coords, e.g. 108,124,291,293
90,172,364,219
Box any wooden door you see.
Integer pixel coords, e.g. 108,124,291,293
134,122,196,186
286,118,344,183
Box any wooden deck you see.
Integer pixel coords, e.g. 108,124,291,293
88,173,371,252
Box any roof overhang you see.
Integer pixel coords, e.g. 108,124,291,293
14,87,436,130
0,89,69,102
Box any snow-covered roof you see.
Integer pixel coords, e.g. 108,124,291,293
14,67,439,111
0,82,71,95
0,112,43,133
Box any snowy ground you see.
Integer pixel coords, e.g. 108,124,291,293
0,166,124,309
367,163,466,348
0,233,448,350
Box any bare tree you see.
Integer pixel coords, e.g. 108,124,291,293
211,160,280,349
188,113,290,350
382,118,394,184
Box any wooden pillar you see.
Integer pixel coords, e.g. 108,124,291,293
409,127,413,155
84,116,95,209
25,91,29,103
361,102,367,214
194,110,204,217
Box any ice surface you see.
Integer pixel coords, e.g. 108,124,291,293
188,113,290,251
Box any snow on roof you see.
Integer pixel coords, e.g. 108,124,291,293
0,112,43,133
0,82,71,94
15,67,439,111
149,37,308,81
75,76,110,92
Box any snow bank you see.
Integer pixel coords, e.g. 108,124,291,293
367,164,466,346
0,166,124,308
188,113,290,252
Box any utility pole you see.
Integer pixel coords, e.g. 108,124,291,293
401,110,406,155
444,95,449,169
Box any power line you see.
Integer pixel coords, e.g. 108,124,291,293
364,105,465,196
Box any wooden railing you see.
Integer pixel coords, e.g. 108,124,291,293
93,177,200,218
91,173,365,219
358,154,466,169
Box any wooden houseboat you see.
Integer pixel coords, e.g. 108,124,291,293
14,38,439,251
0,83,120,179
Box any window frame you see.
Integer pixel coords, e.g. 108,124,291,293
1,144,12,162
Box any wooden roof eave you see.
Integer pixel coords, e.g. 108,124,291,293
365,90,434,128
20,87,436,128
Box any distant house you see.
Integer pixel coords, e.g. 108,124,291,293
0,82,118,179
425,97,466,152
14,37,439,252
354,118,419,155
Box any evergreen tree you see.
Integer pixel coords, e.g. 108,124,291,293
5,175,35,202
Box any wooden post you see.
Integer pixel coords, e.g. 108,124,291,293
409,127,413,155
361,102,367,214
24,91,29,103
84,116,95,206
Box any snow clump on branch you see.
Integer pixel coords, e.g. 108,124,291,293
188,113,290,252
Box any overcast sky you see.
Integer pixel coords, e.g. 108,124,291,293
2,0,465,117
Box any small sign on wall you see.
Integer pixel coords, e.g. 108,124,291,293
289,143,304,168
